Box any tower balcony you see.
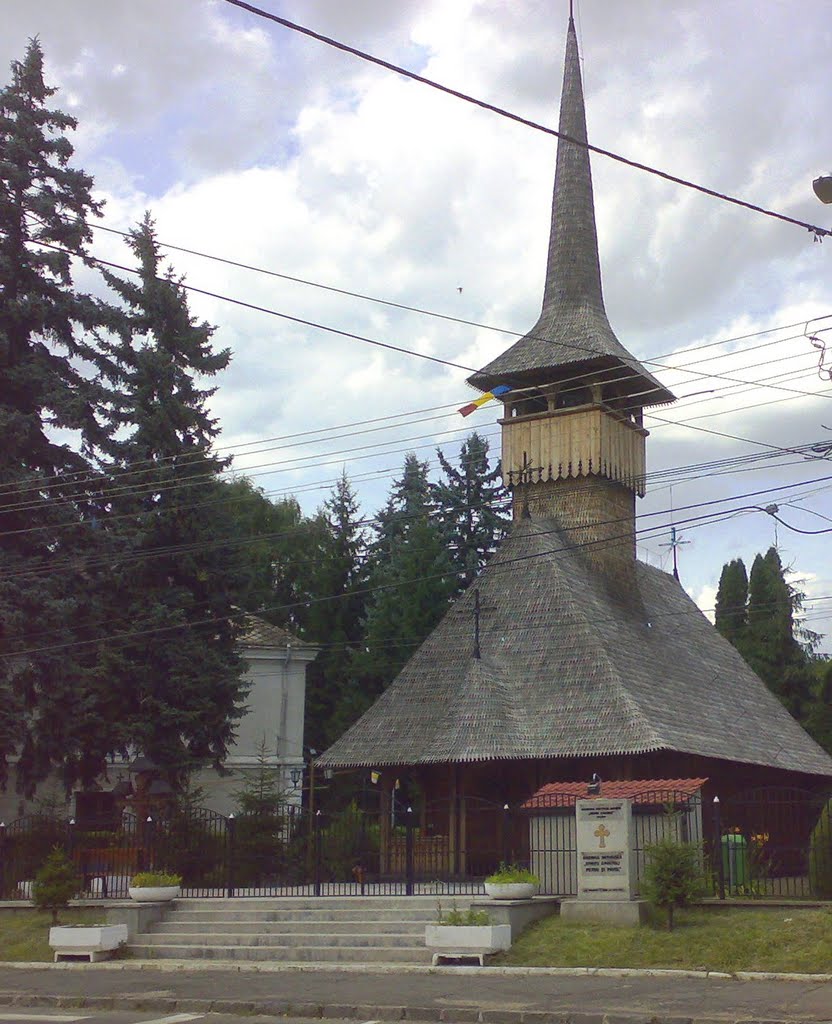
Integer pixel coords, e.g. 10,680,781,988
499,403,647,497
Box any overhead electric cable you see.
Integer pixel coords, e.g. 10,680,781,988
2,495,828,660
219,0,831,240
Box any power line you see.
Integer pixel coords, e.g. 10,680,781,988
11,217,831,502
219,0,831,241
0,498,822,661
5,470,832,616
6,238,826,515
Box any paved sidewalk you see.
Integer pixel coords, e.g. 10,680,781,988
0,963,830,1024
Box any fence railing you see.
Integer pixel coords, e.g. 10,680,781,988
1,786,829,900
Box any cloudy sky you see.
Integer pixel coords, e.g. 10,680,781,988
5,0,832,647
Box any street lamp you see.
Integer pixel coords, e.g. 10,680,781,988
813,173,832,204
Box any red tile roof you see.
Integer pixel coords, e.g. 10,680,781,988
521,777,708,810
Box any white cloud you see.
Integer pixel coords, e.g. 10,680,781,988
3,0,832,647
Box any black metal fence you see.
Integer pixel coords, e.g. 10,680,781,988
524,786,832,899
1,786,829,900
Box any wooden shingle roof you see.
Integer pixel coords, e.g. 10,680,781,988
467,18,673,407
319,518,832,778
240,614,312,650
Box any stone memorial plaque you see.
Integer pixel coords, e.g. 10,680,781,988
576,798,634,901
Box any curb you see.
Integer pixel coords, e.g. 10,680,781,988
1,960,831,982
0,993,825,1024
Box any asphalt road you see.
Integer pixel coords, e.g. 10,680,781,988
0,1014,332,1024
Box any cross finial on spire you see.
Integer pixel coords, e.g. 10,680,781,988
569,0,574,23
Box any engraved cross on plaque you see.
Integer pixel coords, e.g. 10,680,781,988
594,824,611,849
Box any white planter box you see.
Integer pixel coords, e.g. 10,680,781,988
425,923,511,965
49,924,128,963
484,882,538,900
128,885,180,902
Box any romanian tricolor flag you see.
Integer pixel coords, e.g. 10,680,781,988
459,384,511,417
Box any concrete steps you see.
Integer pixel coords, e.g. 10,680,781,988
128,896,437,964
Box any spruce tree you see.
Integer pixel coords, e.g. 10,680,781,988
220,477,325,633
433,432,508,587
0,40,119,792
304,472,368,749
805,661,832,755
95,215,246,782
346,456,456,721
714,558,748,645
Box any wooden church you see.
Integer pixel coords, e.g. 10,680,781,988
319,13,832,867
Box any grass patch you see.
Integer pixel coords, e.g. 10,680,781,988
493,907,832,974
0,908,107,962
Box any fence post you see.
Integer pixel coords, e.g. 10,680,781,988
144,816,155,874
313,810,322,897
405,806,415,897
0,821,5,898
66,817,78,889
226,814,236,898
712,797,725,900
501,804,511,866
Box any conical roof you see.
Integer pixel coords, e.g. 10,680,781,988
468,18,673,406
319,518,832,777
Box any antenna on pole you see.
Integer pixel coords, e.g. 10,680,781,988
660,525,691,582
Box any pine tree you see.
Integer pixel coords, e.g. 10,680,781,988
220,477,326,633
713,547,815,718
33,846,80,925
805,661,832,755
714,558,748,645
304,472,369,749
744,549,807,714
346,456,457,721
433,432,508,587
372,452,434,559
95,214,246,782
0,40,120,793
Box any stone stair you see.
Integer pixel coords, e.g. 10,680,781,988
128,895,438,963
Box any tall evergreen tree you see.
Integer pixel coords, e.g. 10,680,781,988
346,455,456,722
0,40,119,792
304,472,369,749
743,548,812,715
371,452,434,560
220,477,326,633
714,558,749,645
805,660,832,756
433,432,508,587
715,547,817,721
95,215,246,782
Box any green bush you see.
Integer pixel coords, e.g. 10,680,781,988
641,838,707,931
130,872,181,887
485,863,539,885
809,800,832,899
318,802,380,882
437,903,491,926
33,847,80,924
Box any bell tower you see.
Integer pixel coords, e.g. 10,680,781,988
467,14,674,587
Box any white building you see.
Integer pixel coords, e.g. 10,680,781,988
0,614,317,823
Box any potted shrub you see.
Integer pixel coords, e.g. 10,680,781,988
425,903,511,965
483,863,539,900
128,871,182,902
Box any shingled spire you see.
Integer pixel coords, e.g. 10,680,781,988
467,15,676,590
543,12,603,311
467,20,672,405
